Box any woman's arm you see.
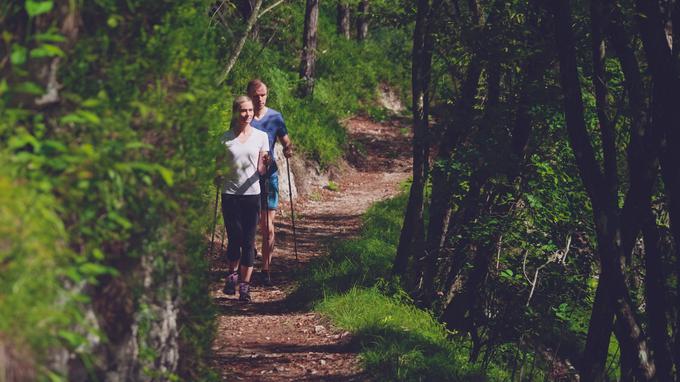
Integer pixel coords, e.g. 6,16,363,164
257,150,269,175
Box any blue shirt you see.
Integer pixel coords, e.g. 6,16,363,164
251,108,288,176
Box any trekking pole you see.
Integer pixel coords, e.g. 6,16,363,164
209,188,220,256
285,156,299,263
263,171,270,265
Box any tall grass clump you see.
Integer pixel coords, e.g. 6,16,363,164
317,287,491,381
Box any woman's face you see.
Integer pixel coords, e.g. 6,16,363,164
237,101,254,127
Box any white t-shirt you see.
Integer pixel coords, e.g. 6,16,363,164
221,127,269,195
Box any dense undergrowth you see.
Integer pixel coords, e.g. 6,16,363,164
292,189,595,381
1,0,411,380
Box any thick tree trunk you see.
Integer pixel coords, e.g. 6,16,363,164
299,0,319,97
393,0,436,281
356,0,369,41
550,1,655,379
614,317,636,382
336,2,350,39
634,3,680,376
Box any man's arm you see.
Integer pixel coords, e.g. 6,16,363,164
279,134,293,158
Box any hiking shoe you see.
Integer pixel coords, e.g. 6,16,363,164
260,270,273,287
223,272,238,295
239,282,251,302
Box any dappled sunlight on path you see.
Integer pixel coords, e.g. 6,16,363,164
209,116,412,381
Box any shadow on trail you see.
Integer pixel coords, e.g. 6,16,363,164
209,116,411,381
212,294,303,316
345,116,412,172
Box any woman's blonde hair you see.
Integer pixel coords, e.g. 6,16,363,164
230,95,253,130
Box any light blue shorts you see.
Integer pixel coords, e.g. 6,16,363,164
259,173,279,210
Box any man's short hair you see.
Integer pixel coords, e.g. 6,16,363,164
247,79,267,93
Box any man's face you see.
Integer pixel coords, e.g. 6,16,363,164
249,85,268,112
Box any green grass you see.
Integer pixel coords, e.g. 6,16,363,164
317,287,490,381
291,191,510,381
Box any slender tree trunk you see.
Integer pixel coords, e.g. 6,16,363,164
234,0,260,40
418,57,481,294
441,237,495,329
641,206,674,381
550,1,655,379
393,0,436,280
580,3,617,380
356,0,369,41
299,0,319,97
336,2,350,39
582,272,615,381
217,0,263,84
440,34,545,309
421,61,500,304
419,0,506,304
608,7,674,380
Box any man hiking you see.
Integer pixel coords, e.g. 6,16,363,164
247,79,293,286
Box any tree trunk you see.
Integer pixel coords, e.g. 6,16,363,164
217,0,263,84
336,2,350,39
393,0,437,281
299,0,319,97
608,7,674,380
356,0,369,41
614,317,636,382
641,206,674,380
439,25,546,309
550,1,655,379
419,0,507,304
417,56,482,296
234,0,260,40
579,3,618,379
441,237,495,329
581,271,615,381
634,2,680,376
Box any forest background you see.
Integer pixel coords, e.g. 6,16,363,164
2,0,680,381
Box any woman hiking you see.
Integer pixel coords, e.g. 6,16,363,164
217,95,269,302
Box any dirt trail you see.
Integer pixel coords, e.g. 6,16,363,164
209,116,412,381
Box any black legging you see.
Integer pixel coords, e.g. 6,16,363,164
221,194,260,267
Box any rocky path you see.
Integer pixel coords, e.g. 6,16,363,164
209,116,412,381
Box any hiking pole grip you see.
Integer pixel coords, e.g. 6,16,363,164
285,156,299,263
209,188,220,257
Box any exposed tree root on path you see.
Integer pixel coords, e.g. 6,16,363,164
209,116,412,381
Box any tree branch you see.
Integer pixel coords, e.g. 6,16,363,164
216,0,264,85
259,0,285,19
